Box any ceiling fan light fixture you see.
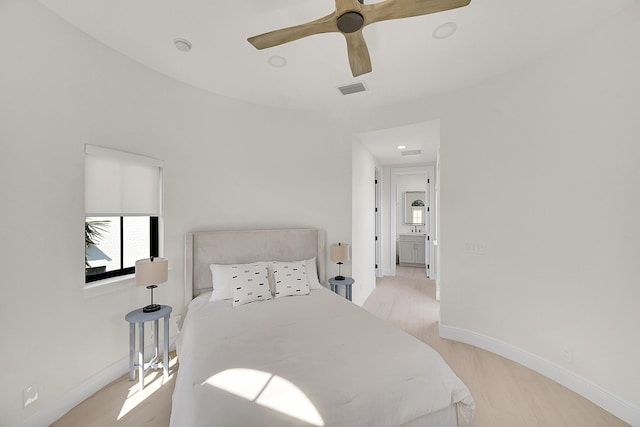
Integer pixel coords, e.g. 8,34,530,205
397,145,407,150
174,38,192,52
433,22,458,40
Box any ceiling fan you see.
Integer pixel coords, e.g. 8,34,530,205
248,0,471,77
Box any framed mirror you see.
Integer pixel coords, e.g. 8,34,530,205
403,191,425,225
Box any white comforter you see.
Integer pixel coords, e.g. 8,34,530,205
170,288,474,427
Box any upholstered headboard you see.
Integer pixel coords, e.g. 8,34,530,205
184,228,326,304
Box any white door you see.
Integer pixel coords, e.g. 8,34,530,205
424,176,430,277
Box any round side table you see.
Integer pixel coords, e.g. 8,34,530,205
328,276,355,301
125,305,172,390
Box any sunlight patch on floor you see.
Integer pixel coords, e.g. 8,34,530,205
117,356,178,420
204,368,325,426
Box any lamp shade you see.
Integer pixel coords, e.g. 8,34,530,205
330,243,350,263
135,257,168,286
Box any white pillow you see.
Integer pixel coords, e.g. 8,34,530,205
272,260,310,298
264,258,322,294
209,262,269,301
304,257,323,290
231,264,272,307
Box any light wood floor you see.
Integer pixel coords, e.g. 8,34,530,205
52,355,178,427
362,266,628,427
54,267,629,426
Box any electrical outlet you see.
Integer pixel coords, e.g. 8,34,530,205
561,347,572,363
23,385,38,408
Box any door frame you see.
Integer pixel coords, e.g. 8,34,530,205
375,167,383,278
390,165,435,277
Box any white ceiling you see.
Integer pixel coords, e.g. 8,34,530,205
356,120,440,166
38,0,636,165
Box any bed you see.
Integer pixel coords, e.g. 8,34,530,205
171,228,475,427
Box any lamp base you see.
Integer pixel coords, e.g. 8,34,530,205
143,284,160,312
143,304,161,313
334,275,345,281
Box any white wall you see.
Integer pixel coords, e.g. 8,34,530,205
438,5,640,417
349,3,640,424
0,2,351,426
351,138,377,305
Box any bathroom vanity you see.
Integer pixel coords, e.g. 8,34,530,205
398,233,426,266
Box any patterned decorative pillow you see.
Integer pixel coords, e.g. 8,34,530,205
231,264,272,307
271,261,310,298
209,262,269,301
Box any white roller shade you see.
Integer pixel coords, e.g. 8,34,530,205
85,145,163,216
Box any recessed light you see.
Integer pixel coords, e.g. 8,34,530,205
174,38,192,52
268,55,287,68
397,145,406,150
433,22,457,40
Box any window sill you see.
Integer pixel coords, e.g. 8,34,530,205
84,273,136,289
82,273,136,298
82,267,171,297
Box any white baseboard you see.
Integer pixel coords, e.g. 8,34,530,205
20,354,130,427
439,324,640,427
20,339,177,427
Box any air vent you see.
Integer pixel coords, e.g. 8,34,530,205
338,82,367,95
401,150,422,156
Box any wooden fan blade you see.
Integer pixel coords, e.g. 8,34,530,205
335,0,363,16
364,0,471,25
248,13,338,50
343,30,372,77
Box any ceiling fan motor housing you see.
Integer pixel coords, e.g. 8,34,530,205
337,11,364,33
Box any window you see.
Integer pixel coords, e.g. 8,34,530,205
85,216,159,282
85,145,163,283
411,207,423,225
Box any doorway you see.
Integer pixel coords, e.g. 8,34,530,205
390,166,435,279
353,118,441,301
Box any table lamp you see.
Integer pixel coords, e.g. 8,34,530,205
330,243,350,281
135,257,168,313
